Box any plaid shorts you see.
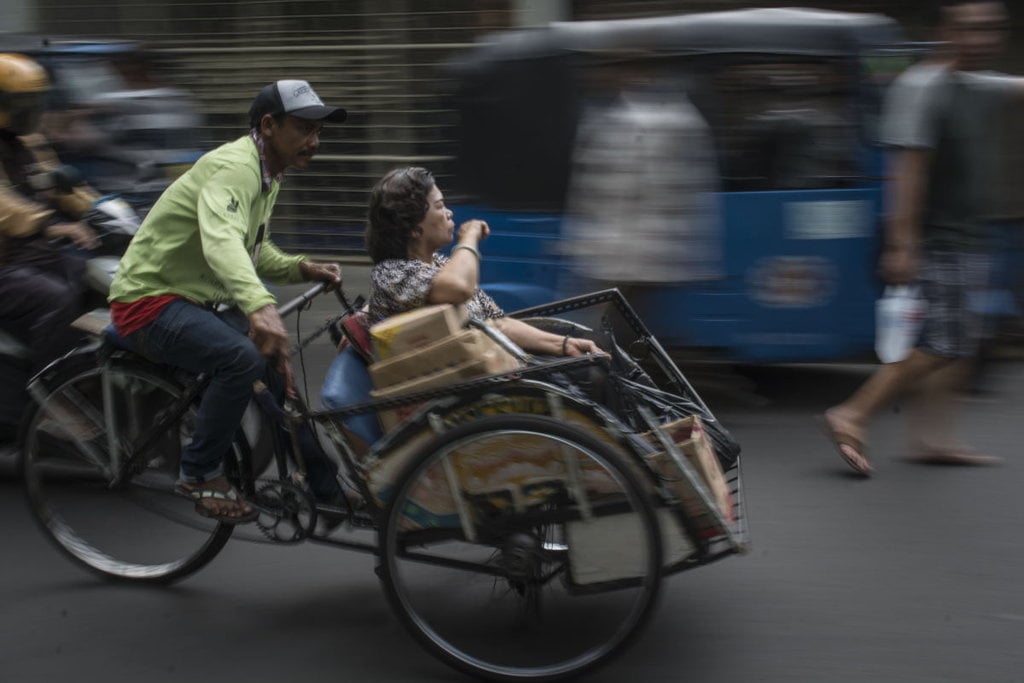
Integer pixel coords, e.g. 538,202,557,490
917,249,992,359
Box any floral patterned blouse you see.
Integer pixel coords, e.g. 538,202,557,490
368,253,504,324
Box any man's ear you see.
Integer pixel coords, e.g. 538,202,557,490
259,113,277,137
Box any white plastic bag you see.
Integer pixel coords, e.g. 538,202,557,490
875,285,926,363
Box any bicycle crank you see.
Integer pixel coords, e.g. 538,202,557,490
253,481,317,543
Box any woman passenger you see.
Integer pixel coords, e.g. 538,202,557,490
365,166,603,357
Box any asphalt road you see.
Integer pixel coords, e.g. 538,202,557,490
2,272,1023,683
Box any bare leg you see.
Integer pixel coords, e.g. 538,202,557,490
824,349,951,473
906,359,972,453
905,358,1000,464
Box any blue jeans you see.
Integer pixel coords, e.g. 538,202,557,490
128,300,266,483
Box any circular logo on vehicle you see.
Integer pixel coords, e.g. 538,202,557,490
747,256,836,308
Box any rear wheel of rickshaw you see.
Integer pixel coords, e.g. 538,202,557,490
378,414,663,682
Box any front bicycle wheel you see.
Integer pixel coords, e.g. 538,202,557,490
378,414,662,682
20,353,236,583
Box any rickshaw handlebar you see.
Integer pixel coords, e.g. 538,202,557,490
278,282,327,318
276,281,361,319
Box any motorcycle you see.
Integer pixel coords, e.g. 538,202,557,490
0,173,141,457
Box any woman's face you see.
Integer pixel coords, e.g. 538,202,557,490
414,184,455,252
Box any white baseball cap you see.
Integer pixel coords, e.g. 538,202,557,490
249,79,347,127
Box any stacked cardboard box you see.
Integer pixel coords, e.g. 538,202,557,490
368,305,521,430
643,415,735,535
370,304,468,360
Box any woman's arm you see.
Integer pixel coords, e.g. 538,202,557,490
428,219,489,305
491,316,604,357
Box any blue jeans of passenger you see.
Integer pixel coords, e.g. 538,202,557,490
127,299,341,500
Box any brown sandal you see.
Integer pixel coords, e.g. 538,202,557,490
175,479,259,524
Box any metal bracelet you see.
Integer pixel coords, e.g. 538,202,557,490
452,243,481,261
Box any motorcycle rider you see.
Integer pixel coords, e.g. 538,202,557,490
0,53,101,443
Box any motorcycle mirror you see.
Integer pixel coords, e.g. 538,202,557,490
136,161,161,184
52,165,83,193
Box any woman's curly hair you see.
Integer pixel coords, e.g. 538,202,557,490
365,166,436,264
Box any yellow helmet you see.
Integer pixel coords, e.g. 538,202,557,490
0,53,50,133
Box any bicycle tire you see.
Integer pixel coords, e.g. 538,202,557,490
378,414,663,682
20,351,238,584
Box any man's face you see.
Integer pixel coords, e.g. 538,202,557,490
264,114,323,171
943,1,1009,71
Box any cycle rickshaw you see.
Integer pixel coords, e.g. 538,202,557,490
18,284,748,682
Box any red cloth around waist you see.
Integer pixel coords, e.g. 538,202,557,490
110,295,181,336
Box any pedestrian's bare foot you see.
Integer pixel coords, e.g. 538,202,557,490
906,448,1002,467
821,407,872,476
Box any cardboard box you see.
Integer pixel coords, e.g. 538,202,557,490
370,304,467,360
643,415,735,535
371,351,509,430
369,328,519,389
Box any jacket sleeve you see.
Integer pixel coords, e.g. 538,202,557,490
196,163,277,314
256,238,306,284
0,181,52,237
25,134,101,218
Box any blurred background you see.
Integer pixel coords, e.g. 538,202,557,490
3,0,1023,365
4,0,1019,259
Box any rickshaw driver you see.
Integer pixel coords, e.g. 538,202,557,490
108,80,347,522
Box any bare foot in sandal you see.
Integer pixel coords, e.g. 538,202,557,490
821,407,872,476
176,476,258,524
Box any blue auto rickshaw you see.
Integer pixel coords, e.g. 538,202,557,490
442,8,914,363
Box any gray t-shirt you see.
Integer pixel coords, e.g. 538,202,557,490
879,61,948,149
883,66,1022,249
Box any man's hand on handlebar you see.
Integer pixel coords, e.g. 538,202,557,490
45,221,99,250
248,304,291,372
299,260,342,291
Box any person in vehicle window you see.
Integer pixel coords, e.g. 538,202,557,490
108,80,346,522
362,166,603,355
0,52,103,443
562,58,722,326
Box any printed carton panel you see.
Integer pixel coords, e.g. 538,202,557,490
369,328,519,390
643,415,735,532
370,304,467,360
371,346,521,431
366,403,629,531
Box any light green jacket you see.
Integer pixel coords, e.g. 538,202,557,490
109,135,305,314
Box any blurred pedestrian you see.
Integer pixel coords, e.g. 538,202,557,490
0,53,103,443
562,56,722,333
822,0,1024,475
